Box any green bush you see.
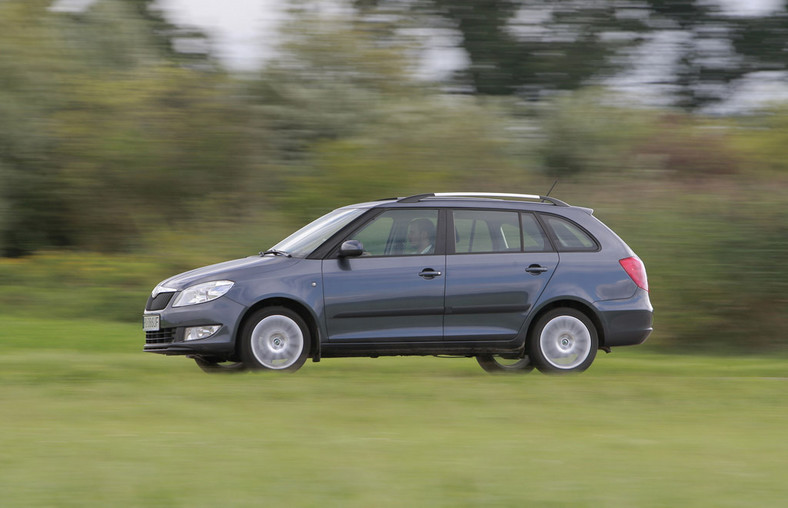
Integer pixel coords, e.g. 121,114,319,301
593,179,788,352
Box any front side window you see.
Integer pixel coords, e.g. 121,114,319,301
348,209,439,256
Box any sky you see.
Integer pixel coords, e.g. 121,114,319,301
155,0,285,71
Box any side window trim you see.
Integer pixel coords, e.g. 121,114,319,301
519,212,552,253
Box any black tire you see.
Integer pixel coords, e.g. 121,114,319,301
193,356,248,374
240,307,311,372
527,308,598,374
476,354,534,374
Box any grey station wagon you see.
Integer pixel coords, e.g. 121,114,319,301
144,192,653,374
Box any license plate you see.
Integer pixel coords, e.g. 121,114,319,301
143,315,160,332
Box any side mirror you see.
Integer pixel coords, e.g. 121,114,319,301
338,240,364,257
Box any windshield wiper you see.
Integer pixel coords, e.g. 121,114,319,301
260,249,292,257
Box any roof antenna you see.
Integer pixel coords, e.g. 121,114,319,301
545,179,559,198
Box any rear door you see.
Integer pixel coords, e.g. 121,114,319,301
444,209,558,341
322,209,446,342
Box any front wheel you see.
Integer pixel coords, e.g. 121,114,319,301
527,308,598,374
240,307,311,372
476,354,534,374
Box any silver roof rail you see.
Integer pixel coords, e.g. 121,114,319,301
398,192,570,207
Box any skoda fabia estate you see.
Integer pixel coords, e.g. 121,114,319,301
144,192,652,374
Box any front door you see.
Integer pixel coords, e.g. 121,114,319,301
322,209,445,342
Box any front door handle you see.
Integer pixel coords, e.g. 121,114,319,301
418,269,442,279
525,264,549,275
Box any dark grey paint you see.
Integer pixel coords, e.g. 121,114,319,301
444,251,558,340
322,255,446,341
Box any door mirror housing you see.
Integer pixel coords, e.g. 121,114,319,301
338,240,364,257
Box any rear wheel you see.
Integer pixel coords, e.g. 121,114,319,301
528,308,598,374
241,307,311,372
476,354,534,374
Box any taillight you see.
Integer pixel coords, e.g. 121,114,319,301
620,256,649,292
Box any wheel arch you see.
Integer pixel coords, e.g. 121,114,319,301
236,297,321,361
525,298,606,348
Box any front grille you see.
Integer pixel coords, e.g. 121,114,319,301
146,292,175,311
146,328,176,345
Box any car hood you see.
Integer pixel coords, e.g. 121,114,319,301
153,255,298,295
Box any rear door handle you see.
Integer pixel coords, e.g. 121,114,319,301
525,264,549,275
419,269,442,279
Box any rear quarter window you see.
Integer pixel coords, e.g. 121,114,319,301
541,214,599,252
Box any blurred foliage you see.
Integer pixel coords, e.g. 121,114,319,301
591,179,788,353
0,0,787,351
358,0,788,109
536,90,654,177
280,96,526,221
0,0,247,254
732,105,788,175
0,252,164,322
423,0,635,97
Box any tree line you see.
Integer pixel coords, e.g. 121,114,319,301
1,0,788,256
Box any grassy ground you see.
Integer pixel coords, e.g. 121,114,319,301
1,316,786,507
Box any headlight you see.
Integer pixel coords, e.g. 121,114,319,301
172,280,234,307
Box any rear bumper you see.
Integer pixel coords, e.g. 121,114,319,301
594,290,653,347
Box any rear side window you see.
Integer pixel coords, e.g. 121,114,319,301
541,215,598,251
453,210,520,253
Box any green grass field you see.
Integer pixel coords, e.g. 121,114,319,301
1,316,786,507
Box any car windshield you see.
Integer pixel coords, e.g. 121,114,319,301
269,207,366,258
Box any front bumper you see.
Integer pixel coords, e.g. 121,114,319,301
143,295,246,358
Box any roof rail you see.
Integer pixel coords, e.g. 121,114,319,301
397,192,570,207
